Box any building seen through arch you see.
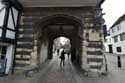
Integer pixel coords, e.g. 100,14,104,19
0,0,106,75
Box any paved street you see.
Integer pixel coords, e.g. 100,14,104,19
35,53,77,83
1,53,125,83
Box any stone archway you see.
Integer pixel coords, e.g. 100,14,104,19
34,14,83,67
14,7,106,74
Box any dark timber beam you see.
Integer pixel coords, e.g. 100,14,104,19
1,0,23,10
97,0,105,7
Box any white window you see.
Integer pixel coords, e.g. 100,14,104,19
12,7,18,27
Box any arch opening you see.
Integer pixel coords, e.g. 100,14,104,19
36,14,83,67
52,36,71,60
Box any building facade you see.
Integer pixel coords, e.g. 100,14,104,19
0,0,106,75
0,0,21,74
109,14,125,55
104,30,113,53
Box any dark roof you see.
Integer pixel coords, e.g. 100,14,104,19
97,0,105,7
110,14,125,29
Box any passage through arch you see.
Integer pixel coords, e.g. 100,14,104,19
35,14,83,66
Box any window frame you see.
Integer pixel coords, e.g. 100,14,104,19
120,33,125,41
116,47,122,52
114,36,118,42
117,24,121,31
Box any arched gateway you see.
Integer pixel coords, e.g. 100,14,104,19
0,0,106,75
13,7,106,74
35,14,83,62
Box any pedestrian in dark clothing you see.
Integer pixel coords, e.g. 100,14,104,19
60,50,65,67
71,48,76,62
57,49,60,56
67,51,70,59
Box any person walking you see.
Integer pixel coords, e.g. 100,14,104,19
57,49,60,56
67,51,70,60
60,50,65,67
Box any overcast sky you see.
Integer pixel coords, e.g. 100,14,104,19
102,0,125,30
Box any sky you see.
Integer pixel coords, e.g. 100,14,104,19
60,37,68,45
102,0,125,30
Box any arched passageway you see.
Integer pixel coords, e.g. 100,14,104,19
36,14,83,66
52,37,71,56
52,37,71,62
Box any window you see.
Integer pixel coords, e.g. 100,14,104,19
112,28,115,33
120,33,125,41
116,47,122,52
0,46,7,60
114,36,118,42
117,24,121,31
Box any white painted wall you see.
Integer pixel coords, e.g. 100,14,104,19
12,7,18,26
110,19,125,55
0,2,4,9
0,29,2,37
39,42,48,63
5,45,14,74
7,7,18,30
0,3,5,26
110,20,125,37
104,36,113,52
7,9,15,30
104,43,109,52
6,30,15,39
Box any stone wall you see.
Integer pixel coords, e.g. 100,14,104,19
15,7,105,73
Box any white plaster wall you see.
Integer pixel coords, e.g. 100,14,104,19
104,43,109,52
0,2,4,9
0,4,5,26
0,29,2,37
7,7,18,30
6,30,15,39
110,20,125,54
110,20,125,37
104,36,113,52
5,45,14,74
39,43,48,63
7,9,15,30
